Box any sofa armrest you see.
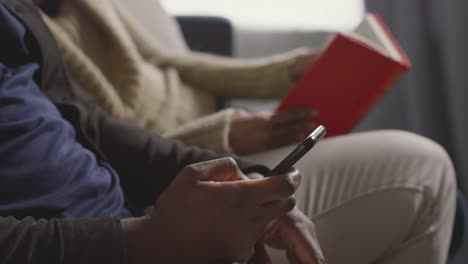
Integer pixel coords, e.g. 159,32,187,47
175,16,233,57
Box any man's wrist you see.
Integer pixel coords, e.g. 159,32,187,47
122,217,152,264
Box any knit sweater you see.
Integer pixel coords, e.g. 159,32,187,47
41,0,308,153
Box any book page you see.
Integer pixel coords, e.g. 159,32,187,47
352,14,403,62
353,16,386,51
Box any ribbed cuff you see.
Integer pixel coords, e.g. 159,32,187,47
164,109,236,154
60,217,125,264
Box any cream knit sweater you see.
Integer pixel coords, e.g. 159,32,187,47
41,0,307,153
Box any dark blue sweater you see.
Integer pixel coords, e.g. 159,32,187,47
0,3,130,218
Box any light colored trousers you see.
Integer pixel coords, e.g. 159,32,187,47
244,130,456,264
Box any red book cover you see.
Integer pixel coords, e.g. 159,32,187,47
277,14,411,138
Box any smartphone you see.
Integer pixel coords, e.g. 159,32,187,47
266,125,326,177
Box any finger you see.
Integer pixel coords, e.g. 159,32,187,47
256,196,297,224
269,122,319,148
270,108,318,126
288,233,325,264
281,211,326,264
287,251,302,264
233,169,301,204
268,123,311,146
248,243,272,264
269,134,300,149
272,123,310,137
181,157,247,183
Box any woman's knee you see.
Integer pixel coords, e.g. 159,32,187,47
349,130,456,211
304,129,456,199
368,130,455,185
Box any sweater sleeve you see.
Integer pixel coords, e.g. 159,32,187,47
164,108,236,153
114,0,310,98
0,216,125,264
79,100,270,208
163,49,309,98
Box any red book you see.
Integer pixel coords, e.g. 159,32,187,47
277,13,411,138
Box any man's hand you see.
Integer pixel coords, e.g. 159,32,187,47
229,109,317,155
246,172,326,264
122,158,301,264
289,50,321,82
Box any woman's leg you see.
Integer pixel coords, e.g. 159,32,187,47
244,130,456,264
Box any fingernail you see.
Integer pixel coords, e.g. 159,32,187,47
288,171,301,188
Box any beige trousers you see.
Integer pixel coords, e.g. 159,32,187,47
244,130,456,264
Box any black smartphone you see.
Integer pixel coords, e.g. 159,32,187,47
266,125,326,177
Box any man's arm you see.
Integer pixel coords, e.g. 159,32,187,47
0,216,125,264
81,102,270,208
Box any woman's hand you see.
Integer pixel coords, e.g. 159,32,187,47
229,109,317,155
289,50,322,82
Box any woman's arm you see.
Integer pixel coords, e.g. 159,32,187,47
115,1,315,98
